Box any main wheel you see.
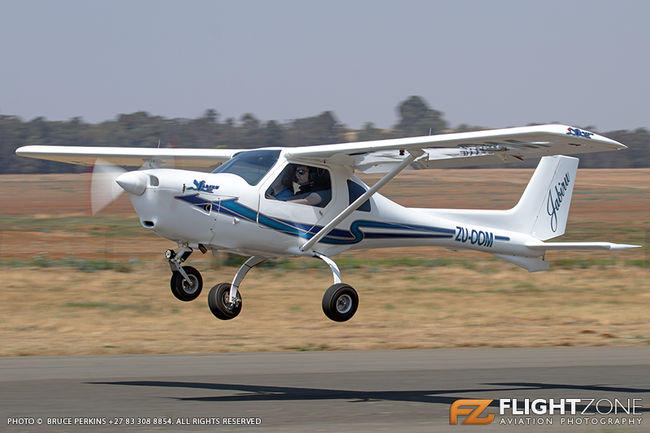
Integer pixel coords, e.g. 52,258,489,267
322,283,358,322
207,283,242,320
170,266,203,301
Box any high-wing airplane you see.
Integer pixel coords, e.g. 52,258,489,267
16,124,639,322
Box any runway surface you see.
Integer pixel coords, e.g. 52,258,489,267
1,347,649,432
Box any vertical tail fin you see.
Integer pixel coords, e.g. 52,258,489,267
511,155,578,240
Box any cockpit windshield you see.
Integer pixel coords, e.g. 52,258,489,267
211,149,281,185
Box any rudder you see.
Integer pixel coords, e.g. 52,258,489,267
511,155,578,240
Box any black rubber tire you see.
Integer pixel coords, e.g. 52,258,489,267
170,266,203,302
322,283,358,322
207,282,242,320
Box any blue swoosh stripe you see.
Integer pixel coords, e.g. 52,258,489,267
175,195,458,245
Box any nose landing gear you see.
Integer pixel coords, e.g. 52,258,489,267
167,246,203,302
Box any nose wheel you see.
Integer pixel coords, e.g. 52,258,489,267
170,266,203,301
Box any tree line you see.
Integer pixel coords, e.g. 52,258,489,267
1,96,647,174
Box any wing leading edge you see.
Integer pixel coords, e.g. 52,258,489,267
15,124,624,172
284,124,626,173
15,145,237,169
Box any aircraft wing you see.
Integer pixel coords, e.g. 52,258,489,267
15,145,237,169
284,124,626,173
16,124,625,172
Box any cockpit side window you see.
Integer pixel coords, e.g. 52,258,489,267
347,180,371,212
211,149,281,185
266,163,331,208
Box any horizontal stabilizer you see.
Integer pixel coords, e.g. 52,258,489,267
526,242,641,251
493,254,549,272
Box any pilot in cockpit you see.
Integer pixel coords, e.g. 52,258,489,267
266,167,293,201
267,164,331,207
290,165,328,206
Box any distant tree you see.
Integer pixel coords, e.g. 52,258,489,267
203,109,218,123
262,120,285,147
357,122,385,141
455,123,483,132
394,96,447,137
239,113,262,148
219,117,240,148
284,111,344,147
1,98,649,173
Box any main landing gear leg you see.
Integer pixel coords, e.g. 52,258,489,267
207,256,267,320
314,253,358,322
166,245,203,302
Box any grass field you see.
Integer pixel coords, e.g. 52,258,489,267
0,169,648,356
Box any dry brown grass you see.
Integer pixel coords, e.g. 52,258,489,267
2,262,648,356
0,169,648,356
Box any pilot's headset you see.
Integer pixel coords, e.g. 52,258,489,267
293,165,313,185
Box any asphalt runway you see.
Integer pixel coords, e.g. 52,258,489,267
1,347,649,432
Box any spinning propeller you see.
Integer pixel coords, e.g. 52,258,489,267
90,159,127,215
90,159,153,214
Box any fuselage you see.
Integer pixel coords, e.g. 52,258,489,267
123,149,540,259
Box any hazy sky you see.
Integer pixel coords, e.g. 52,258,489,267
1,0,649,131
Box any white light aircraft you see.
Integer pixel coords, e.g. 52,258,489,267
16,124,639,322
